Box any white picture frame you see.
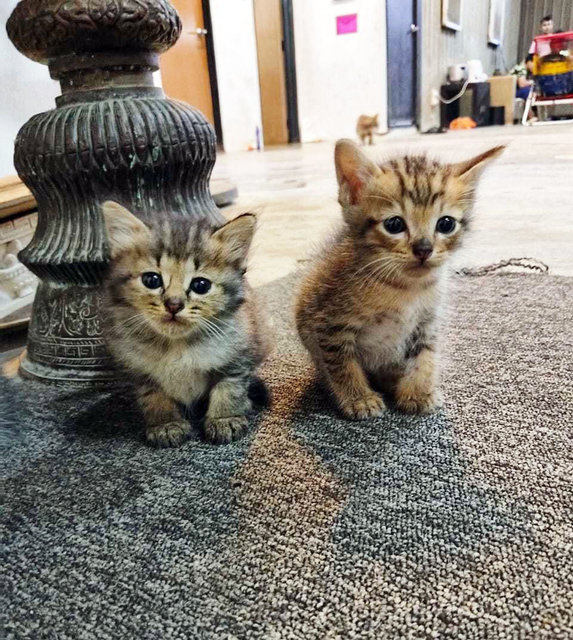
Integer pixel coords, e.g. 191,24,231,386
442,0,462,31
488,0,505,46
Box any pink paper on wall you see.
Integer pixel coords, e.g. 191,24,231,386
336,13,357,35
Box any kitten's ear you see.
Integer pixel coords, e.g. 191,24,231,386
335,138,381,205
211,213,256,267
453,145,505,183
101,201,151,258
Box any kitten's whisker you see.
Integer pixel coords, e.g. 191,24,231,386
202,317,226,334
213,316,234,329
111,312,148,334
202,325,223,342
213,317,238,335
199,318,226,340
353,256,395,277
359,258,397,288
359,258,404,290
352,256,393,278
120,317,150,341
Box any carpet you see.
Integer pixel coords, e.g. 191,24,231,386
2,273,572,639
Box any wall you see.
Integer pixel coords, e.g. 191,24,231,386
209,0,263,151
518,0,573,60
292,0,388,142
0,1,60,177
253,0,289,145
420,0,522,131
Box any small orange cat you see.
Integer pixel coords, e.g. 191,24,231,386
296,139,504,420
356,114,379,145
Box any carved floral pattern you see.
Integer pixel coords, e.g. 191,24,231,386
27,284,111,370
7,0,182,63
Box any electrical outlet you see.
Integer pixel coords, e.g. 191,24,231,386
431,89,440,108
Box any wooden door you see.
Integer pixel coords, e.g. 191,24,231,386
253,0,289,145
161,0,214,124
387,0,418,127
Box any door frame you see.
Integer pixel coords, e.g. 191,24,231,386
202,0,224,147
415,0,422,129
386,0,420,128
280,0,300,143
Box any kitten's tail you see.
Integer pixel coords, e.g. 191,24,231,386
248,376,272,410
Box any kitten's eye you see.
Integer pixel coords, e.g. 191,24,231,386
190,277,212,295
141,272,163,289
383,216,406,234
436,216,457,234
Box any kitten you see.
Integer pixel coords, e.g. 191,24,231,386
356,114,379,146
102,202,271,447
296,139,503,420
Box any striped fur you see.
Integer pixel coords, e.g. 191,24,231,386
296,139,504,419
102,202,272,447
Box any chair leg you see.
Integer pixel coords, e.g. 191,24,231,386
522,90,534,125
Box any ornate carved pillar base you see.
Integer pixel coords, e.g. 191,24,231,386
7,0,224,383
20,283,113,382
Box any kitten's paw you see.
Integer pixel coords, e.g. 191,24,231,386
204,416,249,444
146,420,191,448
340,393,386,420
395,389,443,415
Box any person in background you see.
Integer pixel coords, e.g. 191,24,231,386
516,54,534,100
511,54,537,121
529,15,555,58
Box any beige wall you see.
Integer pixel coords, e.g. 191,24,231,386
293,0,388,142
209,0,263,152
419,0,522,131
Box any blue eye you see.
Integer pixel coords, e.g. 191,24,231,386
383,216,406,234
190,278,211,295
141,272,163,289
436,216,456,234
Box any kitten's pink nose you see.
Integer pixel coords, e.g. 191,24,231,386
164,298,184,316
412,239,433,262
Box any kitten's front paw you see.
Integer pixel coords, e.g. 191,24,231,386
146,420,191,448
395,388,443,415
204,416,249,444
340,393,386,420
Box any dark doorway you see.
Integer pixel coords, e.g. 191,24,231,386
281,0,300,143
386,0,418,128
202,0,223,148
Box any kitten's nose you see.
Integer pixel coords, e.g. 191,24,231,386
412,239,433,262
164,298,184,316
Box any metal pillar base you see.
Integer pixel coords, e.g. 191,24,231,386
7,0,224,383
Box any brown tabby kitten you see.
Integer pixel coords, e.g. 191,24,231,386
356,114,379,145
296,139,504,420
102,202,271,447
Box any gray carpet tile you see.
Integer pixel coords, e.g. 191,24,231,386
1,273,572,640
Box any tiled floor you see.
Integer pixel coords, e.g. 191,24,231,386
213,125,573,286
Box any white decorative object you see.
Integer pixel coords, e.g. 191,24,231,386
467,60,488,83
0,215,38,321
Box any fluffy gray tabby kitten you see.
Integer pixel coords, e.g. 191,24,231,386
102,202,272,448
